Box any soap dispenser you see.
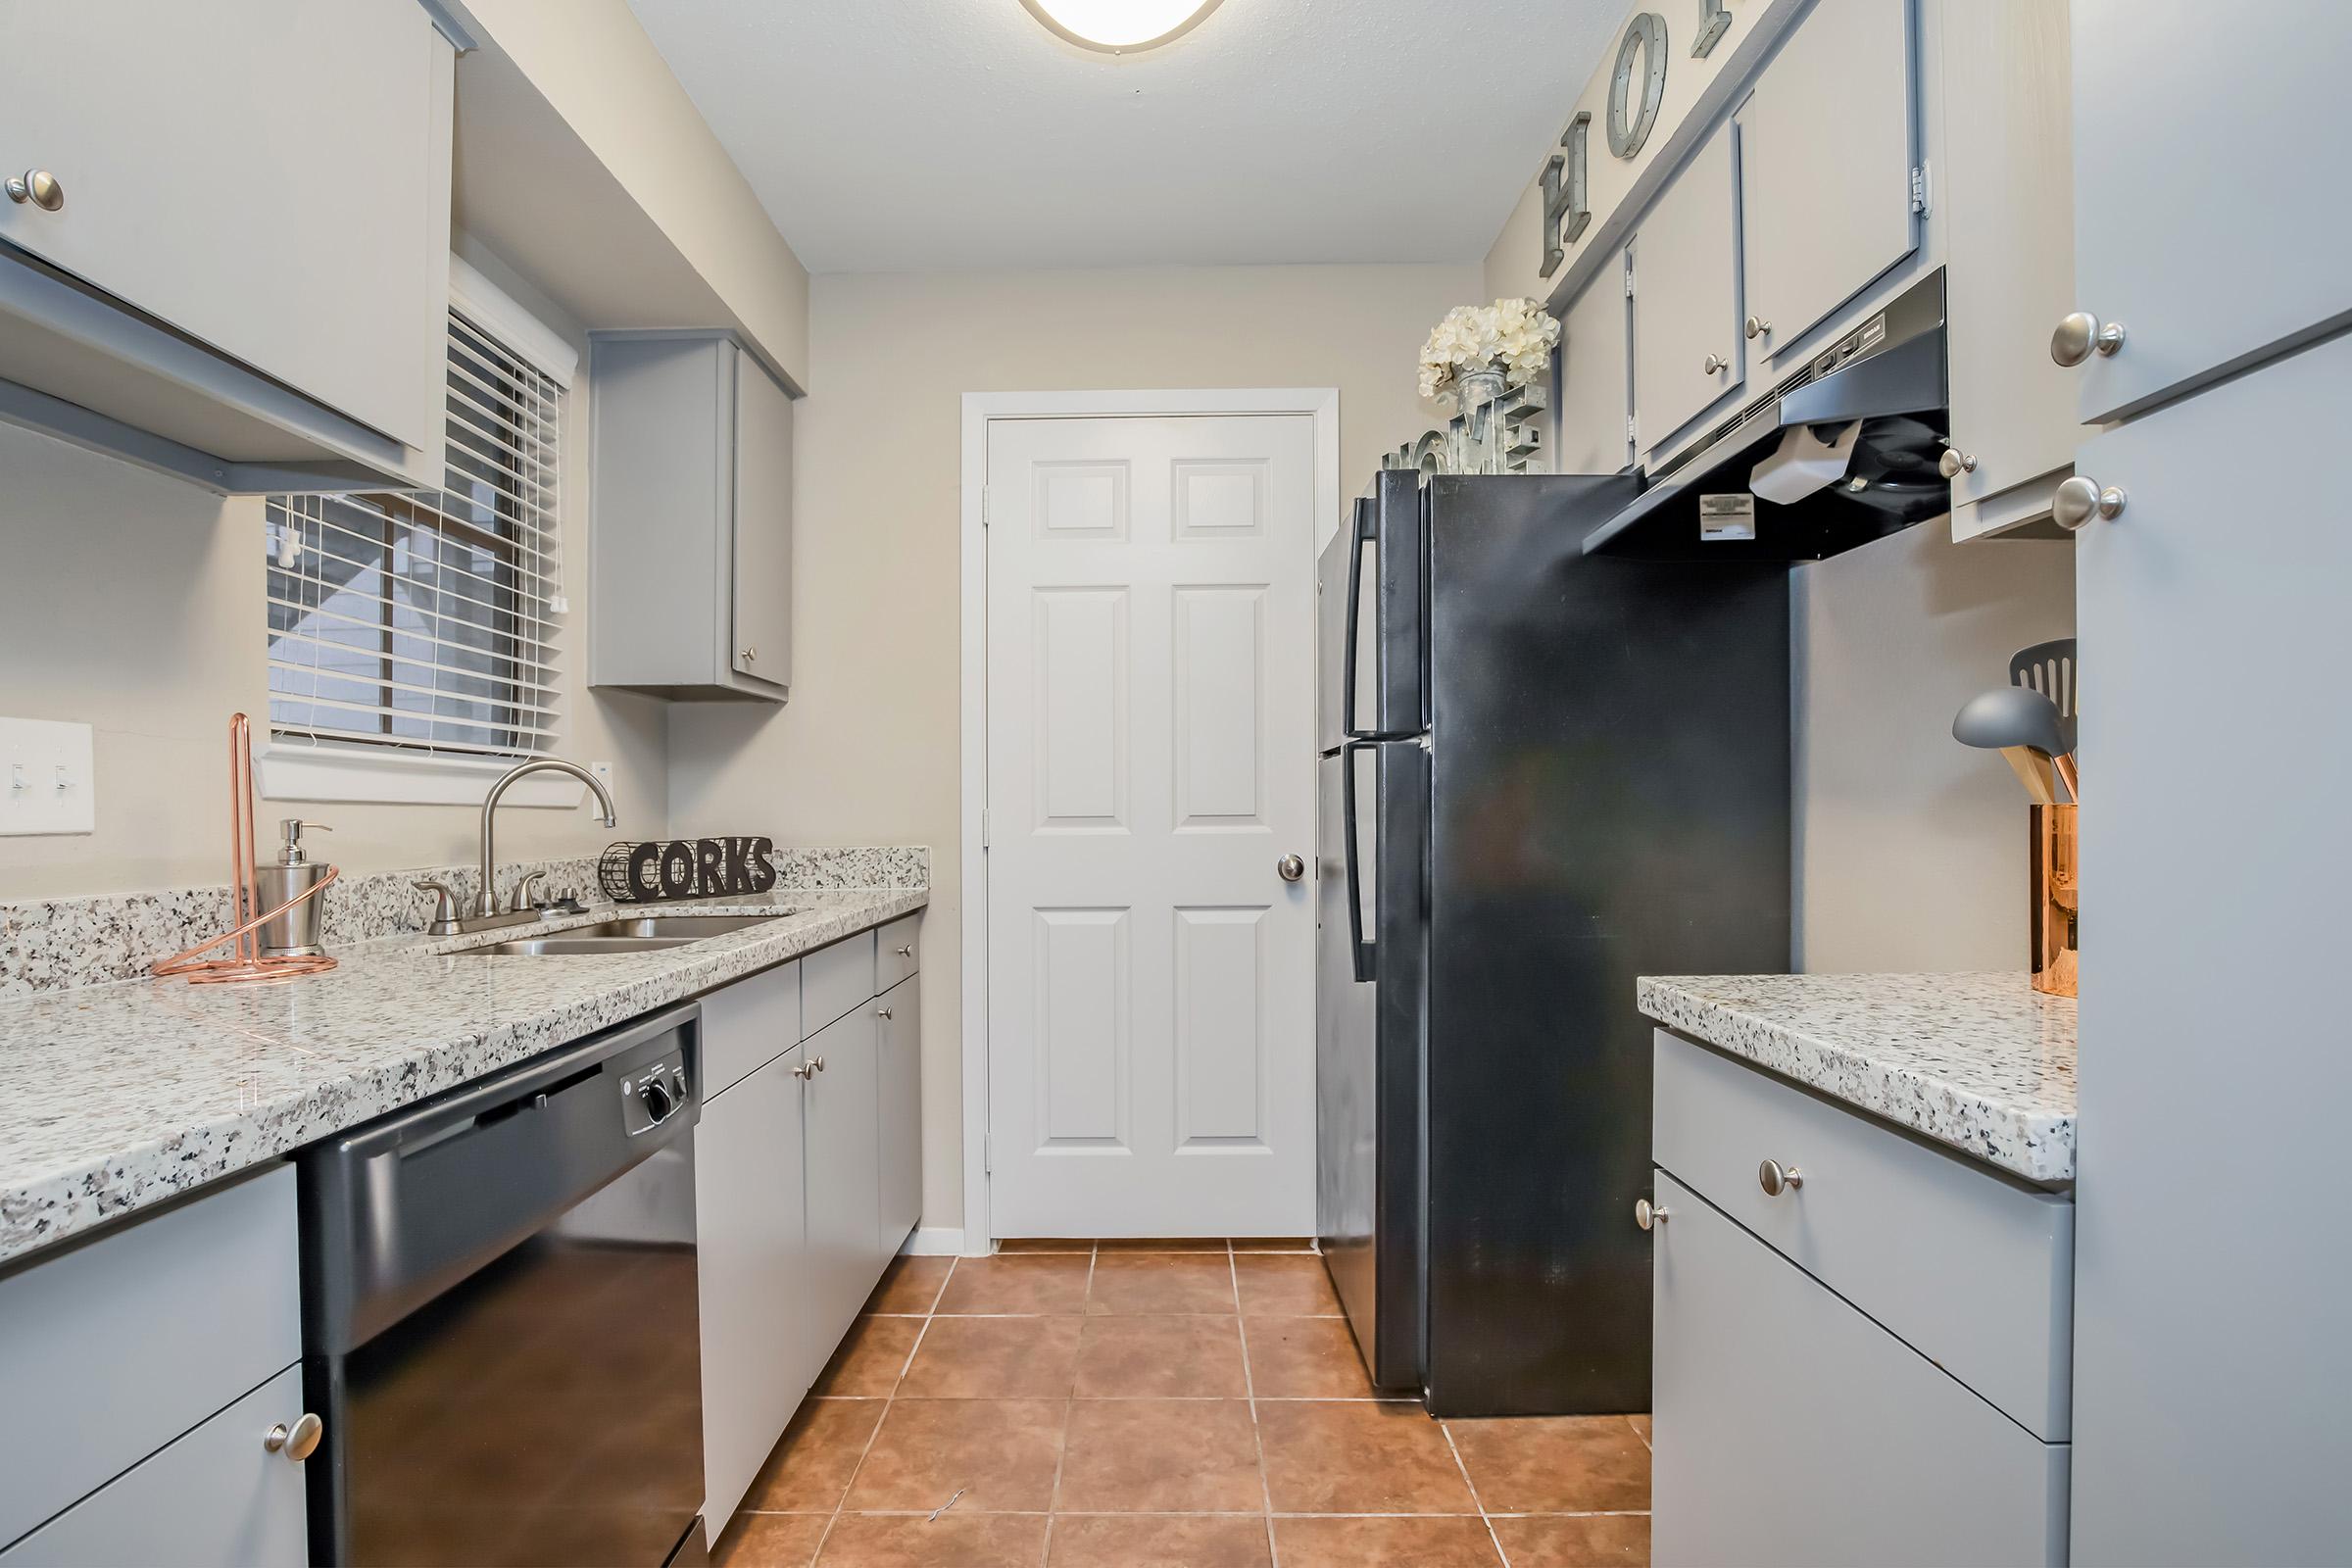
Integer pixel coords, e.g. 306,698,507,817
256,818,334,958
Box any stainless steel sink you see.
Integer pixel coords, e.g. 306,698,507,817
453,912,790,957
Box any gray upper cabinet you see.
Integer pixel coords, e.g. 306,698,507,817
1632,122,1743,459
590,330,795,703
0,0,453,492
1553,259,1632,475
2062,0,2352,423
1738,0,1918,366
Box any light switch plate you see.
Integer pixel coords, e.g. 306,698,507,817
0,717,96,836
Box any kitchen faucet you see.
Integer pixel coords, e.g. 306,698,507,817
415,758,617,936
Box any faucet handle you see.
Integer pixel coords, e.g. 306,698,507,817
509,869,548,914
413,879,462,935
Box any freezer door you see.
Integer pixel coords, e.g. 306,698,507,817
1317,472,1427,753
1315,740,1429,1393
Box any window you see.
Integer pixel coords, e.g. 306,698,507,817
264,265,571,787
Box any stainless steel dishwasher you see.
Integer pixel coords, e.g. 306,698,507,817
299,1004,705,1566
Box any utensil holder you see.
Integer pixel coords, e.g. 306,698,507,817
2031,804,2078,998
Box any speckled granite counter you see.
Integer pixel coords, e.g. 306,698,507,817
0,886,924,1266
1638,973,2076,1184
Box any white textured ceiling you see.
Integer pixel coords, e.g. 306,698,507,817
623,0,1621,272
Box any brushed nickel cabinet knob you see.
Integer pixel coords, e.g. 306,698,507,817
5,170,63,211
792,1059,815,1080
739,646,758,662
895,944,915,957
264,1412,322,1462
1937,448,1978,479
877,1006,894,1020
1744,315,1771,341
1702,353,1729,375
2052,475,2128,530
1758,1159,1803,1196
1635,1198,1668,1231
2051,311,2127,367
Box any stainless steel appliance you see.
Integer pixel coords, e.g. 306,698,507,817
1316,471,1792,1416
300,1005,707,1565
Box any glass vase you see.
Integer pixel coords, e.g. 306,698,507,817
1451,366,1507,474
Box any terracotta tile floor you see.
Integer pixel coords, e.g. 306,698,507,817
715,1241,1650,1567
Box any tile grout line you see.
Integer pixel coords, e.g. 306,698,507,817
1036,1244,1102,1568
816,1252,956,1568
1439,1417,1513,1568
1228,1245,1283,1568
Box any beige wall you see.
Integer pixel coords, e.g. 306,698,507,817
0,263,671,899
668,262,1481,1232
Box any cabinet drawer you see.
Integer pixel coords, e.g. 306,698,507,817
2,1364,308,1567
875,914,921,990
1654,1030,2073,1439
1652,1173,2067,1567
802,931,877,1039
0,1165,300,1546
701,958,803,1098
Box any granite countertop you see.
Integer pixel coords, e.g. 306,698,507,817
1638,973,2077,1184
0,886,925,1267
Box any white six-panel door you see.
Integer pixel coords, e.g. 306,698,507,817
985,414,1317,1237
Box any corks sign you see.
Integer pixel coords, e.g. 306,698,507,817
599,837,777,904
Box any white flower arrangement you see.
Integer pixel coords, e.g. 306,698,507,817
1417,298,1561,403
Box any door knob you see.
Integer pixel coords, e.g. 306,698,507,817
1277,854,1306,883
2050,311,2126,367
1635,1198,1668,1231
1937,448,1978,479
4,170,63,211
1744,315,1771,341
2052,475,2128,531
1757,1159,1803,1196
264,1412,322,1462
1702,353,1729,375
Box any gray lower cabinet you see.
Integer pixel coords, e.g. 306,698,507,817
1652,1171,2068,1567
2,1366,309,1567
696,1039,810,1534
803,1004,884,1334
589,329,794,702
877,976,923,1250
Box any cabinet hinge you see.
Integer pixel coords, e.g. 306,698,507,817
980,807,989,851
1626,415,1638,444
1623,258,1636,299
1909,163,1932,217
983,1132,993,1175
982,491,990,528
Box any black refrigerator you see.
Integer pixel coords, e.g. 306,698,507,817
1315,470,1791,1417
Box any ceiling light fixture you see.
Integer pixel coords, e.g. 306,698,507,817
1017,0,1225,53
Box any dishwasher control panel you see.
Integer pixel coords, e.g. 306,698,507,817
618,1054,691,1136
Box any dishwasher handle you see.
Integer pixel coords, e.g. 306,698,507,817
300,1003,700,1354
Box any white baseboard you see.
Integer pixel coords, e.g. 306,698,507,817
901,1226,972,1256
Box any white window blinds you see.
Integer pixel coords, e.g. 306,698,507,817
266,305,565,760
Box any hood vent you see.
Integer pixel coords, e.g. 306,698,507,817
1583,270,1950,562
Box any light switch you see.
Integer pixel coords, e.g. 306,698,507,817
0,718,96,836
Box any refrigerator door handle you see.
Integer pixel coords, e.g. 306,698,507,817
1342,497,1375,740
1342,740,1376,982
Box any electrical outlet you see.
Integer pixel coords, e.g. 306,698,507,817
0,718,96,836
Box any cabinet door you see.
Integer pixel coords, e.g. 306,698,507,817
2,1365,308,1567
0,0,447,451
803,1004,883,1338
2065,2,2352,422
2067,337,2352,1564
1651,1174,2066,1567
1632,122,1743,457
1739,0,1917,362
1554,260,1632,475
701,958,803,1100
695,1049,808,1536
876,977,923,1250
1940,0,2079,532
730,354,794,690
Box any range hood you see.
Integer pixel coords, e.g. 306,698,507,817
1584,270,1949,561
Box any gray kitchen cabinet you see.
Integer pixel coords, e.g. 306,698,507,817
589,330,794,702
876,977,923,1250
874,913,921,993
2061,2,2352,423
1737,0,1917,367
0,1164,301,1550
802,931,878,1038
2067,334,2352,1563
1651,1172,2068,1567
696,1038,810,1537
0,0,453,491
1552,259,1633,475
1631,122,1743,460
0,1366,310,1568
1940,0,2080,539
802,1003,884,1337
701,957,803,1099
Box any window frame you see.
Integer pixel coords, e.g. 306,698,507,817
257,254,581,808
